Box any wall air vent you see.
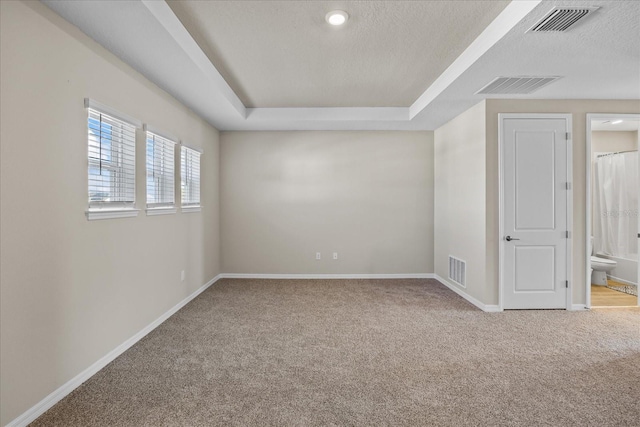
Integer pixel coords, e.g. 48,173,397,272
529,7,598,32
449,256,466,287
476,76,561,95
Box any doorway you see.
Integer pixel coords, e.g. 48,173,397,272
499,114,572,309
586,114,640,308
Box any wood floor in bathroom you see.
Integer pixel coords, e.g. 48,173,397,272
591,281,638,307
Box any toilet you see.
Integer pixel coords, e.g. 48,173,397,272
591,237,617,286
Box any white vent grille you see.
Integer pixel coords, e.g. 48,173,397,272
477,76,561,95
529,8,597,32
449,256,466,287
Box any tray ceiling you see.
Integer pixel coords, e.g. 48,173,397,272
167,0,510,108
41,0,640,131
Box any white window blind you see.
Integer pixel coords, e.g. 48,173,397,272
88,108,136,209
146,131,176,208
181,146,201,208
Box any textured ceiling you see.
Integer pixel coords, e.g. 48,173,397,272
167,0,510,108
41,0,640,131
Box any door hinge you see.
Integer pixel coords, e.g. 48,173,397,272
565,280,569,288
565,231,570,238
565,182,572,190
566,132,571,140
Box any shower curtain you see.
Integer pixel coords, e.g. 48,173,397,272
593,151,639,258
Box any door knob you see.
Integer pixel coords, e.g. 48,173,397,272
505,236,520,241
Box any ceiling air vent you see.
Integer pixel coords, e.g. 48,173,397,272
476,76,561,95
529,7,598,32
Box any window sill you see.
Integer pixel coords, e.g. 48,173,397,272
146,207,177,216
181,206,201,213
86,209,140,221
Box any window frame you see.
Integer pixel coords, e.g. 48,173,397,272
180,145,202,213
145,125,177,216
85,99,141,221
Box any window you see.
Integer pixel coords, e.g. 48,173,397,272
86,99,140,220
181,145,201,212
146,129,176,215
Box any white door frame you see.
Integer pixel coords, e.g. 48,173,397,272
498,113,573,310
585,113,640,308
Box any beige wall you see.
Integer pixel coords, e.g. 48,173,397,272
591,131,638,159
485,100,640,306
435,100,640,307
2,1,639,424
220,131,434,274
0,2,220,425
434,101,488,303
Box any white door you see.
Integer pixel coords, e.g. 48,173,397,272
502,116,570,309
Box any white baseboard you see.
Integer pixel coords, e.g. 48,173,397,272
480,304,502,312
7,272,495,426
571,304,588,311
6,274,224,427
433,274,502,312
220,273,436,280
219,273,503,312
607,274,638,288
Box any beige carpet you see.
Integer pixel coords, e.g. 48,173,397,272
31,279,640,426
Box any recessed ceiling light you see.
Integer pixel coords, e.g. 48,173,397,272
611,120,623,124
326,10,348,26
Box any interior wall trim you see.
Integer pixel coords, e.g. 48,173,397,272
433,274,502,312
5,274,224,427
221,273,501,312
220,273,436,280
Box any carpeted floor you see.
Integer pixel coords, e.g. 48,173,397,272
31,279,640,426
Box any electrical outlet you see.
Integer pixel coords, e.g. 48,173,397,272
181,270,185,282
316,252,321,260
333,252,338,260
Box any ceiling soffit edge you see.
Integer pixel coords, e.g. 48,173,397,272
141,0,246,119
142,0,541,124
409,0,541,119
